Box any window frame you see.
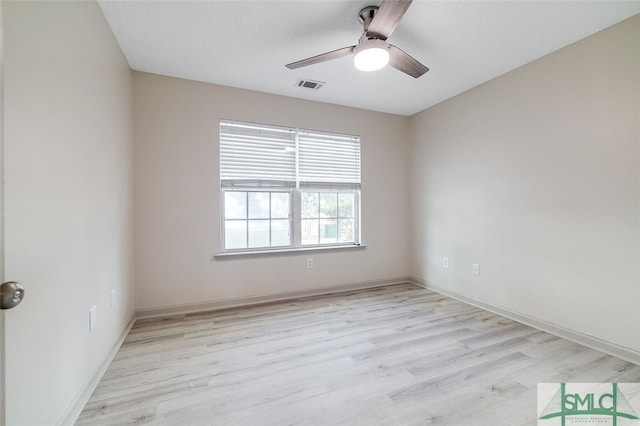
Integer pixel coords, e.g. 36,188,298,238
219,119,362,255
220,187,361,254
297,189,360,248
222,189,293,250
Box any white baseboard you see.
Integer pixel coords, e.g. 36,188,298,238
57,313,136,426
409,276,640,366
136,276,411,320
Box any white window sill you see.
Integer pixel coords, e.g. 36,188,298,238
213,244,366,260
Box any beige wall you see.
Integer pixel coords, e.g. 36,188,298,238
3,1,134,424
409,16,640,353
3,3,636,423
133,73,410,310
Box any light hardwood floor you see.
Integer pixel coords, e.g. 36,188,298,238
77,284,640,425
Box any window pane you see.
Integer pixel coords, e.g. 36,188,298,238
271,219,290,246
225,192,246,219
320,219,338,244
248,220,270,248
338,219,354,242
338,193,354,218
225,220,247,249
271,193,289,219
301,219,319,245
301,192,319,218
320,193,337,218
248,192,269,219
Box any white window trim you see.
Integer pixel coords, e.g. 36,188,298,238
219,119,362,255
213,242,367,260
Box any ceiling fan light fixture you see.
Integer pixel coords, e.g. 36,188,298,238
285,0,427,78
353,39,389,72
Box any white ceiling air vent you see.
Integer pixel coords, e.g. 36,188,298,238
296,79,325,90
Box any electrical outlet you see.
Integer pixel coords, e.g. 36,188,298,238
110,289,115,309
443,258,449,268
472,264,480,276
307,258,313,269
89,306,97,332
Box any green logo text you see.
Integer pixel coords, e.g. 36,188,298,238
539,383,639,426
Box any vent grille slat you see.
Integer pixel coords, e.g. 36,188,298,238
296,79,325,90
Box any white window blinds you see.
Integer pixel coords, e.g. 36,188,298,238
298,130,361,189
220,121,296,188
220,120,361,189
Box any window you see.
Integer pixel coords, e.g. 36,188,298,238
220,119,361,252
224,191,291,249
301,192,356,245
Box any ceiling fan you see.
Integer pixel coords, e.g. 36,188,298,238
285,0,428,78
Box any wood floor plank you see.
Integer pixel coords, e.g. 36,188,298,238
77,284,639,425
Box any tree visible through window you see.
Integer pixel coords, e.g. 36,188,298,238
301,192,355,245
220,119,361,252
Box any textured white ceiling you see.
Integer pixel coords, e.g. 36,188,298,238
98,1,640,116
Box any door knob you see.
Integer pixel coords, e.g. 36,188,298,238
1,281,25,310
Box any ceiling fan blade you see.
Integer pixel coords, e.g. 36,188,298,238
388,44,429,78
285,46,355,70
366,0,413,40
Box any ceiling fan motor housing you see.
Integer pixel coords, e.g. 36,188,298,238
358,5,379,31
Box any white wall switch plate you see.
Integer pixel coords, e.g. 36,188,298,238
307,258,313,268
443,258,449,268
